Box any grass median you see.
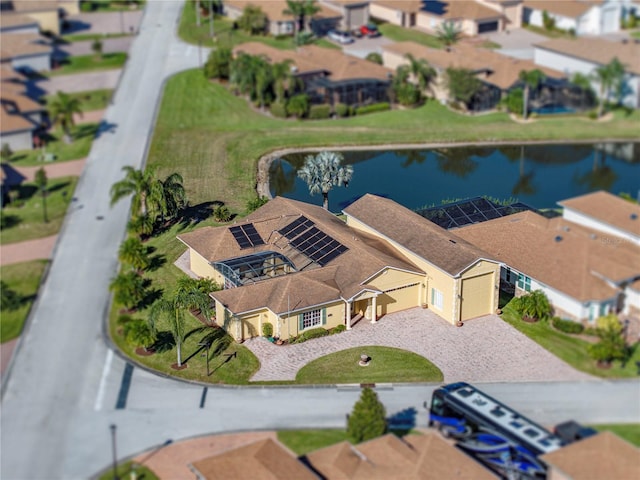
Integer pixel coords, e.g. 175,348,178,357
47,52,127,77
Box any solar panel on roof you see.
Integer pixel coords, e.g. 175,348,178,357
278,216,314,239
287,224,348,266
229,223,265,249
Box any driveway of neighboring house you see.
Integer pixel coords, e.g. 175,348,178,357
484,28,549,59
343,35,394,59
244,308,594,382
39,69,122,94
55,36,135,58
64,10,144,36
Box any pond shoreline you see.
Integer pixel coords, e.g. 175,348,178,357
255,138,634,199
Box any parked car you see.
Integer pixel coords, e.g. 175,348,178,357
360,23,380,37
327,29,355,44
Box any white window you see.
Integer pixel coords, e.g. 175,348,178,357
431,288,444,310
301,309,323,329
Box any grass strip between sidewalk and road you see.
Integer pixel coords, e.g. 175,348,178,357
0,260,48,343
43,89,113,112
47,52,127,77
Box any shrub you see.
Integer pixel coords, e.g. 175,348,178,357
365,52,383,65
262,322,273,338
355,102,391,116
246,196,269,213
1,280,22,311
293,327,328,343
505,88,523,114
334,103,350,118
330,324,347,335
595,314,623,337
270,101,288,118
308,104,331,120
518,290,551,320
204,47,232,80
213,205,231,222
80,1,94,13
552,317,584,334
347,387,387,443
287,94,309,118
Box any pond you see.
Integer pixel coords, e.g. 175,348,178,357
269,143,640,213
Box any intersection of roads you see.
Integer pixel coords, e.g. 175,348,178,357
1,2,638,479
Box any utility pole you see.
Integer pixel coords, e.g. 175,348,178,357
110,424,118,480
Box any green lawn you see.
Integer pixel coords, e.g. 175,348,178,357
43,89,112,112
60,32,131,42
97,461,158,480
524,24,575,39
377,23,444,49
147,69,640,214
295,346,443,384
593,424,640,446
47,52,127,76
632,30,640,39
83,0,145,13
7,123,99,166
0,260,48,342
501,302,640,378
0,176,78,245
278,430,348,455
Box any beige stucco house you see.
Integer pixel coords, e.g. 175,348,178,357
177,195,500,341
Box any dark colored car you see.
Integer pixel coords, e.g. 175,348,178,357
360,23,380,37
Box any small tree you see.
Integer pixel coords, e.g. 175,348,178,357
118,236,150,273
297,150,353,210
287,93,309,118
542,10,556,31
213,205,231,222
347,387,387,444
518,290,551,321
262,322,273,337
238,4,267,35
519,69,545,119
246,196,269,213
365,52,383,65
204,47,232,80
91,38,103,59
34,167,48,223
48,91,82,144
588,314,627,365
123,318,157,352
1,280,22,311
109,271,146,311
436,20,462,49
445,67,481,107
1,143,13,162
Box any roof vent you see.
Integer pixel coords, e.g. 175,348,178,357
555,235,563,242
562,225,570,232
631,213,638,220
590,233,597,240
449,239,457,244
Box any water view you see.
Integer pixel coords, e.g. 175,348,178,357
269,143,640,213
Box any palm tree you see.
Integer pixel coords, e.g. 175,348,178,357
284,0,319,35
518,69,545,120
592,57,625,118
123,318,157,352
34,167,48,223
297,150,353,210
127,213,155,240
156,172,187,223
118,237,150,273
272,59,294,103
149,286,212,367
109,271,146,312
436,20,462,50
255,61,273,110
404,53,436,96
48,91,82,144
110,166,163,218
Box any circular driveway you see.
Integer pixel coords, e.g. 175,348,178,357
244,308,594,383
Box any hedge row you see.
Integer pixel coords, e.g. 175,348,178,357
552,317,585,334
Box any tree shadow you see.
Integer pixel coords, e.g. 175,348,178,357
48,181,72,194
0,214,21,229
386,407,417,437
138,287,163,310
95,120,118,139
74,123,100,140
16,184,38,200
146,254,166,272
61,19,92,35
177,201,219,230
150,331,175,353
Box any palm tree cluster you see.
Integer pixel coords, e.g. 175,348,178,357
283,0,320,36
230,53,303,111
110,166,187,239
592,57,626,118
392,53,436,107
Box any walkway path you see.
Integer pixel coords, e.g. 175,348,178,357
244,309,594,383
0,236,57,266
9,157,86,183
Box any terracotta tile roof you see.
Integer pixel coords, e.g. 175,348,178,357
629,278,640,292
454,210,640,302
0,13,40,29
523,0,599,18
540,431,640,479
343,193,498,276
306,433,497,479
535,37,640,76
419,0,503,20
11,0,62,12
178,196,423,314
372,0,425,14
558,190,640,238
233,42,392,81
190,438,319,480
0,33,52,60
225,0,341,22
0,106,34,133
1,81,44,112
1,68,42,134
383,41,563,89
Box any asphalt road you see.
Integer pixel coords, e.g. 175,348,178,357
1,2,639,479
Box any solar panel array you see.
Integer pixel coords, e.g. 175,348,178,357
278,216,348,266
229,224,265,249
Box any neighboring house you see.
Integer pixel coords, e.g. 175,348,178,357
370,0,518,34
232,42,392,107
382,41,566,111
0,32,53,72
0,0,79,35
540,431,640,480
523,0,622,35
558,190,640,246
534,37,640,109
455,195,640,323
222,0,342,36
0,13,40,34
191,433,499,480
177,195,500,342
320,0,370,31
0,65,45,151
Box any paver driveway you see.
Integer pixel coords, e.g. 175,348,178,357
244,308,594,382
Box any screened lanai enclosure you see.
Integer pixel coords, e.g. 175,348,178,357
213,251,297,289
305,77,391,107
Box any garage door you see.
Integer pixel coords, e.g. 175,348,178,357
379,283,420,315
601,8,618,33
460,274,493,321
478,21,499,33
